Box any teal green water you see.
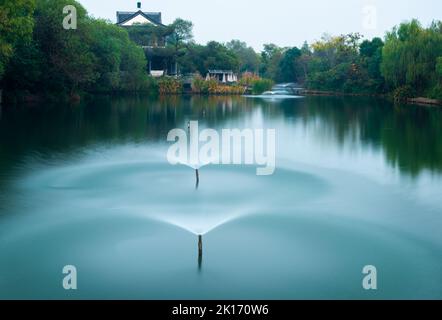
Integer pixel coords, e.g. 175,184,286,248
0,95,441,299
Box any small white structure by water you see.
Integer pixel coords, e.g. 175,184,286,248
150,70,164,77
206,70,238,83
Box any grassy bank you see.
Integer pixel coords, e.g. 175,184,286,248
155,74,273,96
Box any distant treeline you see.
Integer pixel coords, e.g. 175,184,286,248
1,0,441,101
281,22,442,101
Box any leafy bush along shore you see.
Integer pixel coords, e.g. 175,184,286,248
156,75,272,95
191,77,246,95
191,75,255,95
0,0,441,103
158,77,183,95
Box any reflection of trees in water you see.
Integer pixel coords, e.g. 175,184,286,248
378,105,442,176
281,96,442,177
0,95,441,177
0,95,258,176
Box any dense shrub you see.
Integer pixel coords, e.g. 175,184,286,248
191,75,209,93
251,78,274,94
393,85,415,102
191,76,245,95
238,72,260,86
158,77,183,94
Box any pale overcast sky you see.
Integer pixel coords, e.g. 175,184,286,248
78,0,441,50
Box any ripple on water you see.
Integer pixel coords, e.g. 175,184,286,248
15,153,330,235
0,147,440,299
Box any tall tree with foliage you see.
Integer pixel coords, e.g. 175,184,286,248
0,0,35,80
88,19,150,92
381,19,442,99
168,18,193,74
178,41,239,75
260,44,283,80
3,0,151,97
203,41,239,72
226,40,260,73
32,0,97,94
361,37,384,91
305,33,384,93
278,47,302,83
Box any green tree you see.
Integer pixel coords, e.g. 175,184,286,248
119,40,149,91
178,41,239,76
0,0,35,79
203,41,239,72
88,20,149,92
226,40,260,73
32,0,97,94
169,18,193,74
177,42,206,74
360,37,385,92
381,20,442,98
437,57,442,79
3,0,151,97
279,47,302,83
260,43,283,80
297,41,312,83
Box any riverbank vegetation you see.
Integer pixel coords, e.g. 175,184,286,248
0,0,441,103
260,21,442,101
191,76,246,95
238,74,274,95
1,0,154,102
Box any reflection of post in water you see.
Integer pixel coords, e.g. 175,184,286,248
187,121,200,190
198,235,203,269
195,169,200,189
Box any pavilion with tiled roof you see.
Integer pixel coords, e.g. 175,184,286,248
116,2,175,76
116,2,164,27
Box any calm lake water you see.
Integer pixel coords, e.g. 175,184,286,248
0,95,441,299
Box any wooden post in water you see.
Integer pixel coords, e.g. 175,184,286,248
188,122,200,190
198,235,203,269
195,169,199,189
198,235,203,255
